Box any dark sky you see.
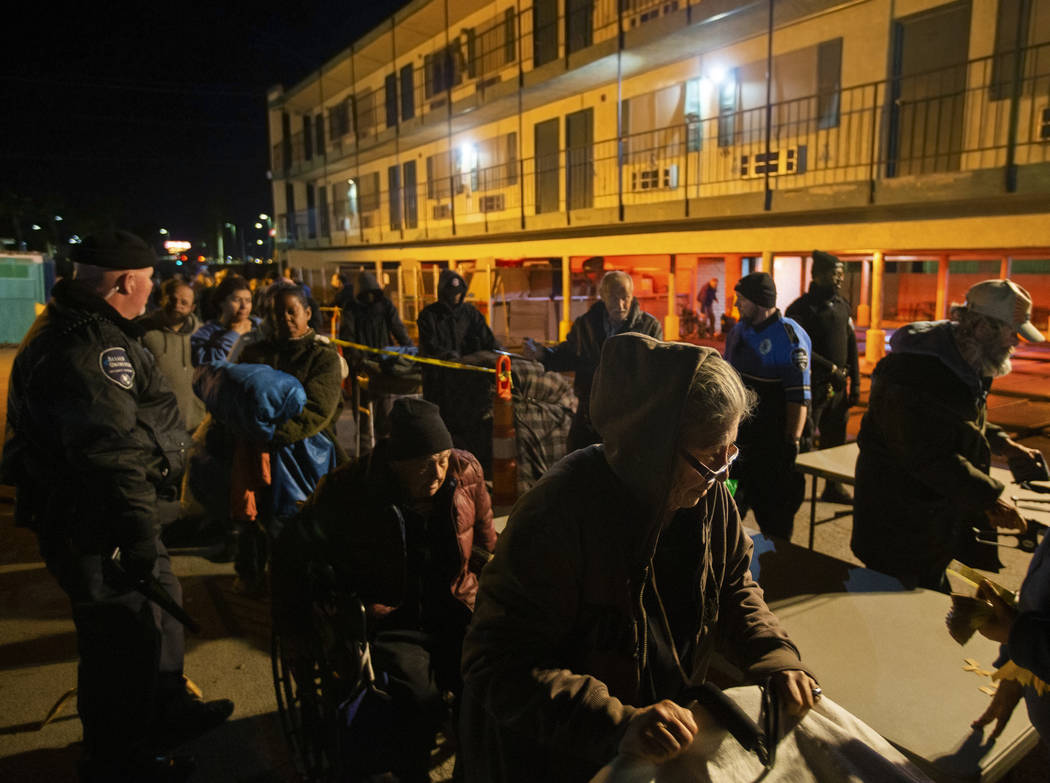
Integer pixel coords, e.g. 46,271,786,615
1,0,410,254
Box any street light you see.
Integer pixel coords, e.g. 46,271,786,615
159,228,169,236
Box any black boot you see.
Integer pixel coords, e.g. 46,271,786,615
151,674,234,751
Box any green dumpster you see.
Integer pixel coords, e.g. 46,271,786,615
0,254,46,344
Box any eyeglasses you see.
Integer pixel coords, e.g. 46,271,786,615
680,443,739,484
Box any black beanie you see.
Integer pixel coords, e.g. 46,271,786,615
71,230,157,270
734,272,777,308
388,398,453,460
811,250,842,277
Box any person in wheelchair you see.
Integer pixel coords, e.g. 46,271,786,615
287,396,498,781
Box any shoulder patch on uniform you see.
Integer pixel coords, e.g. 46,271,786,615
99,347,135,390
791,347,809,371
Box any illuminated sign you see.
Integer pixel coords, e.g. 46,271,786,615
164,240,192,253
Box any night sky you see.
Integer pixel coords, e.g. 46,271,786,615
1,1,410,255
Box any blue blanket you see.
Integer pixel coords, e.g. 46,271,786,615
193,360,306,443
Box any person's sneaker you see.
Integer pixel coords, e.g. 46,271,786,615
152,679,234,751
80,753,197,782
820,482,854,505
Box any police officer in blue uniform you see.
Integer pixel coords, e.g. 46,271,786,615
3,231,233,781
724,272,812,539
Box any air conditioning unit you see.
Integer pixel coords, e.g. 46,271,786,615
629,164,679,191
479,194,506,212
1038,107,1050,141
432,203,452,220
623,0,680,29
740,146,807,179
359,213,375,229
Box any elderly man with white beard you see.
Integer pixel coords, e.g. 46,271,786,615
852,279,1045,591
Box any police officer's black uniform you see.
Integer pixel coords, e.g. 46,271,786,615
2,232,231,780
786,252,860,502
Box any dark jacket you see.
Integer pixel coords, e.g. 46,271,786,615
540,298,662,425
852,321,1008,584
141,311,205,431
289,444,497,617
785,282,860,395
417,270,497,360
2,279,187,561
338,271,412,350
460,335,806,783
237,331,347,459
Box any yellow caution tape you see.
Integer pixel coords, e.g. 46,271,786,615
330,337,498,374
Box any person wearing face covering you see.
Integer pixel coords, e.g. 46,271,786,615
277,397,497,782
522,270,662,452
339,271,413,351
459,333,818,783
417,269,499,457
785,251,860,504
339,271,414,449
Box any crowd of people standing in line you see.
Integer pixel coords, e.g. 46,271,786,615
4,230,1049,782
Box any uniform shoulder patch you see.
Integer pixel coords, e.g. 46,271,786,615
791,347,809,371
99,347,135,390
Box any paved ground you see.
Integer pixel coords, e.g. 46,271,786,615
1,339,1048,781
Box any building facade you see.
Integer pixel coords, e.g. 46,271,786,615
267,0,1050,351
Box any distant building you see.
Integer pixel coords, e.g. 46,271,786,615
267,0,1050,350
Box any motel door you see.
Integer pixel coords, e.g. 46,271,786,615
535,118,560,214
566,108,594,211
534,0,559,66
888,0,971,176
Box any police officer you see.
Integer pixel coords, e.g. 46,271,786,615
786,250,860,504
724,272,812,539
2,231,233,781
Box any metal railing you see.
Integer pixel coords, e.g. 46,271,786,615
277,40,1050,244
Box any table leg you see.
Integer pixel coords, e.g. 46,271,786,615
809,474,818,550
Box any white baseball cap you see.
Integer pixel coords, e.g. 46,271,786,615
965,279,1045,342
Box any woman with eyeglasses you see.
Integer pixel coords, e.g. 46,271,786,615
459,333,819,782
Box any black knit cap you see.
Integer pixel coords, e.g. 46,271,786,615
811,250,842,276
734,272,777,308
388,398,453,460
71,230,156,270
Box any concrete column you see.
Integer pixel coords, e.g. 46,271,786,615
664,254,680,340
759,249,772,272
560,256,572,341
866,250,886,363
856,259,871,327
935,254,949,320
724,254,743,318
479,257,495,327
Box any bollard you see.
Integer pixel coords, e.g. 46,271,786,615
492,354,518,506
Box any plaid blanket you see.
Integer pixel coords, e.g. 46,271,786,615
421,352,576,494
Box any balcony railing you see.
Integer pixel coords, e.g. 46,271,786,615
276,42,1050,246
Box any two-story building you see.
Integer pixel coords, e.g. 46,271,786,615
267,0,1050,353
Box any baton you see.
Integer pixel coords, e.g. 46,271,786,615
108,548,201,633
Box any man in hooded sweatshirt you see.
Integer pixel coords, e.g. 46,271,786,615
417,269,499,455
141,278,205,436
523,270,662,451
852,279,1041,591
460,333,819,783
340,271,414,449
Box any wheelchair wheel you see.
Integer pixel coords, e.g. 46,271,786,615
272,625,343,781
